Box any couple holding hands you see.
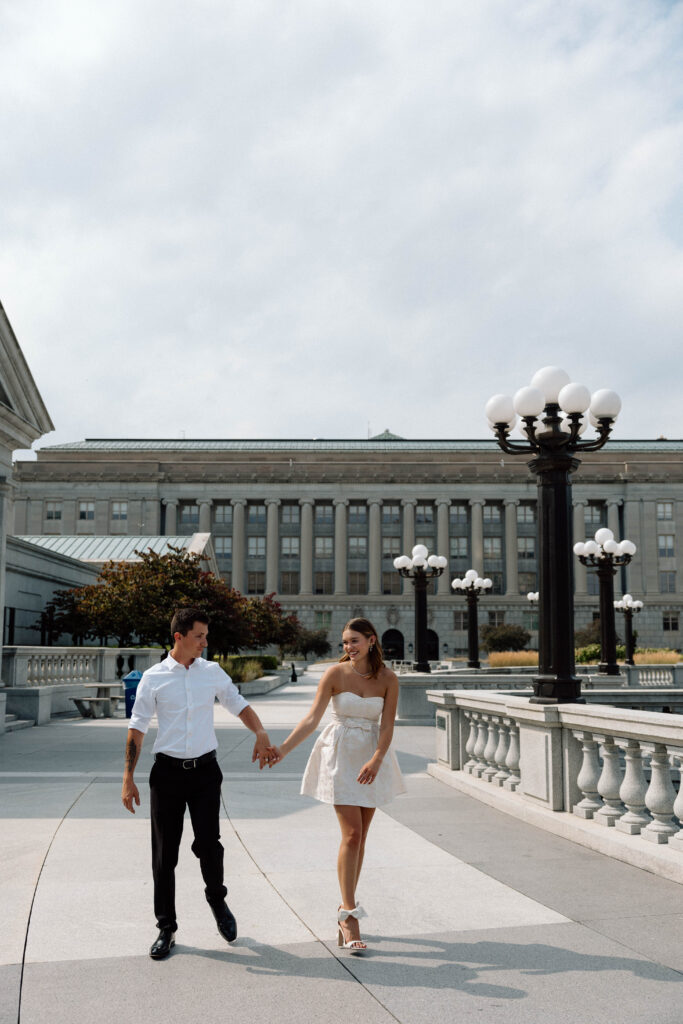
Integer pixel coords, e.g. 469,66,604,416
122,609,405,959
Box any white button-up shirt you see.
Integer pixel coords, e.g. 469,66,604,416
129,653,249,758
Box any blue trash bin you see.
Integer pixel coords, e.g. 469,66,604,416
123,670,143,719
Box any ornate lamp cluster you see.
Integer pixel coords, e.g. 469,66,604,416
614,593,644,667
574,528,637,675
393,544,447,673
451,569,492,669
485,366,622,703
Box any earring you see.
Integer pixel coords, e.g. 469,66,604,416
369,643,374,652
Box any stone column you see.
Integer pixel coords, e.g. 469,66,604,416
470,499,484,575
163,499,178,535
199,499,213,533
607,500,623,596
299,498,314,595
231,499,246,593
265,499,280,594
334,499,348,595
402,498,416,555
436,499,450,596
641,501,659,596
623,499,644,595
368,499,382,596
573,501,587,594
504,499,519,597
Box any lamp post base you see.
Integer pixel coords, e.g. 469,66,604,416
413,660,431,673
598,662,621,675
531,674,585,704
467,660,480,669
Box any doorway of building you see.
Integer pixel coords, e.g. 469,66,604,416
382,629,404,661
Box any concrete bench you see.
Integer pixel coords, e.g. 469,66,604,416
69,696,115,719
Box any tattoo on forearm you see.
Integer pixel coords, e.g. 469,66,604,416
125,737,137,771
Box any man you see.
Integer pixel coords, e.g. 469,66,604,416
121,607,275,960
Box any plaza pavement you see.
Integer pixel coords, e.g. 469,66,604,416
3,667,683,1024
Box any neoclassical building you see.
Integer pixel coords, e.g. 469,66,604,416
11,435,683,656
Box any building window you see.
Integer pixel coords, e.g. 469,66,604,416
382,572,401,594
247,536,266,557
663,612,679,632
449,504,468,525
587,573,600,596
314,572,333,594
453,610,468,630
483,537,502,559
247,572,265,594
111,501,128,521
659,535,675,558
488,611,505,626
315,504,334,524
281,537,300,557
517,503,535,524
416,504,434,526
660,571,677,594
180,504,199,525
315,536,333,558
45,501,62,521
280,572,299,594
657,502,674,520
522,610,538,630
348,503,367,525
450,537,468,558
348,536,367,557
78,502,95,521
489,572,504,594
382,536,401,559
585,503,605,526
214,504,232,525
315,610,332,631
382,504,401,525
281,505,300,525
518,572,537,595
517,537,535,560
348,572,367,594
415,536,434,550
483,504,501,523
248,504,266,523
215,537,232,558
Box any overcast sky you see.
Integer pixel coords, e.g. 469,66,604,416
2,0,682,457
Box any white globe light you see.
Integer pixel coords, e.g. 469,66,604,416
594,527,614,546
465,569,478,581
583,540,599,556
558,382,591,414
482,577,493,588
485,394,515,424
531,366,571,403
588,411,600,428
412,544,428,559
427,554,439,567
392,557,403,569
436,555,448,568
623,593,633,604
573,542,586,556
451,578,463,589
603,538,619,554
614,600,624,610
412,555,427,568
634,600,644,610
590,388,622,420
618,539,637,556
513,385,546,418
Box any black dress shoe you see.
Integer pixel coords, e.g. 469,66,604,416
210,901,237,943
149,927,176,960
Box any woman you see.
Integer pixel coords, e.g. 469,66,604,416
271,617,406,953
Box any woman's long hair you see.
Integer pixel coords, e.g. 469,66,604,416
339,617,384,678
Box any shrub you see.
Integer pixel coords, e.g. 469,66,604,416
488,651,538,667
576,644,600,664
215,654,277,681
479,624,530,652
633,649,680,664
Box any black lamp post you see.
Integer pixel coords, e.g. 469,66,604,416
486,366,622,703
574,528,635,675
394,545,447,672
451,570,493,668
614,593,643,666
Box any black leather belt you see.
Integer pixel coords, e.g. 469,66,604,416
155,750,217,769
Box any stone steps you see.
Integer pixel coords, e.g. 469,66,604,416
4,713,35,732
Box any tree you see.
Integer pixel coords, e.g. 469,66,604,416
480,623,531,653
284,627,332,661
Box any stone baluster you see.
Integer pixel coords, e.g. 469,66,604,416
594,735,625,826
667,751,683,852
482,717,500,782
463,712,478,774
472,714,489,778
503,720,520,791
573,731,603,818
493,721,510,787
615,738,651,835
642,744,680,844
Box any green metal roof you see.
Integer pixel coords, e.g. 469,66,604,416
15,534,213,563
35,438,683,453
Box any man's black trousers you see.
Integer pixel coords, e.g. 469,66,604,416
149,753,227,931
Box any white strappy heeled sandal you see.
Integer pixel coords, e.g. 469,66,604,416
337,905,367,953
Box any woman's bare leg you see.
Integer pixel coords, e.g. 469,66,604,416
334,804,365,944
355,806,376,890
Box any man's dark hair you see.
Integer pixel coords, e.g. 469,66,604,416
171,607,209,637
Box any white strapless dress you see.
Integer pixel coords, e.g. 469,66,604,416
300,691,407,807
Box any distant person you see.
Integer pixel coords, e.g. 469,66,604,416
269,617,405,952
121,607,276,960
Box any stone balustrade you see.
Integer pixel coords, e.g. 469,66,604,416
428,688,683,883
